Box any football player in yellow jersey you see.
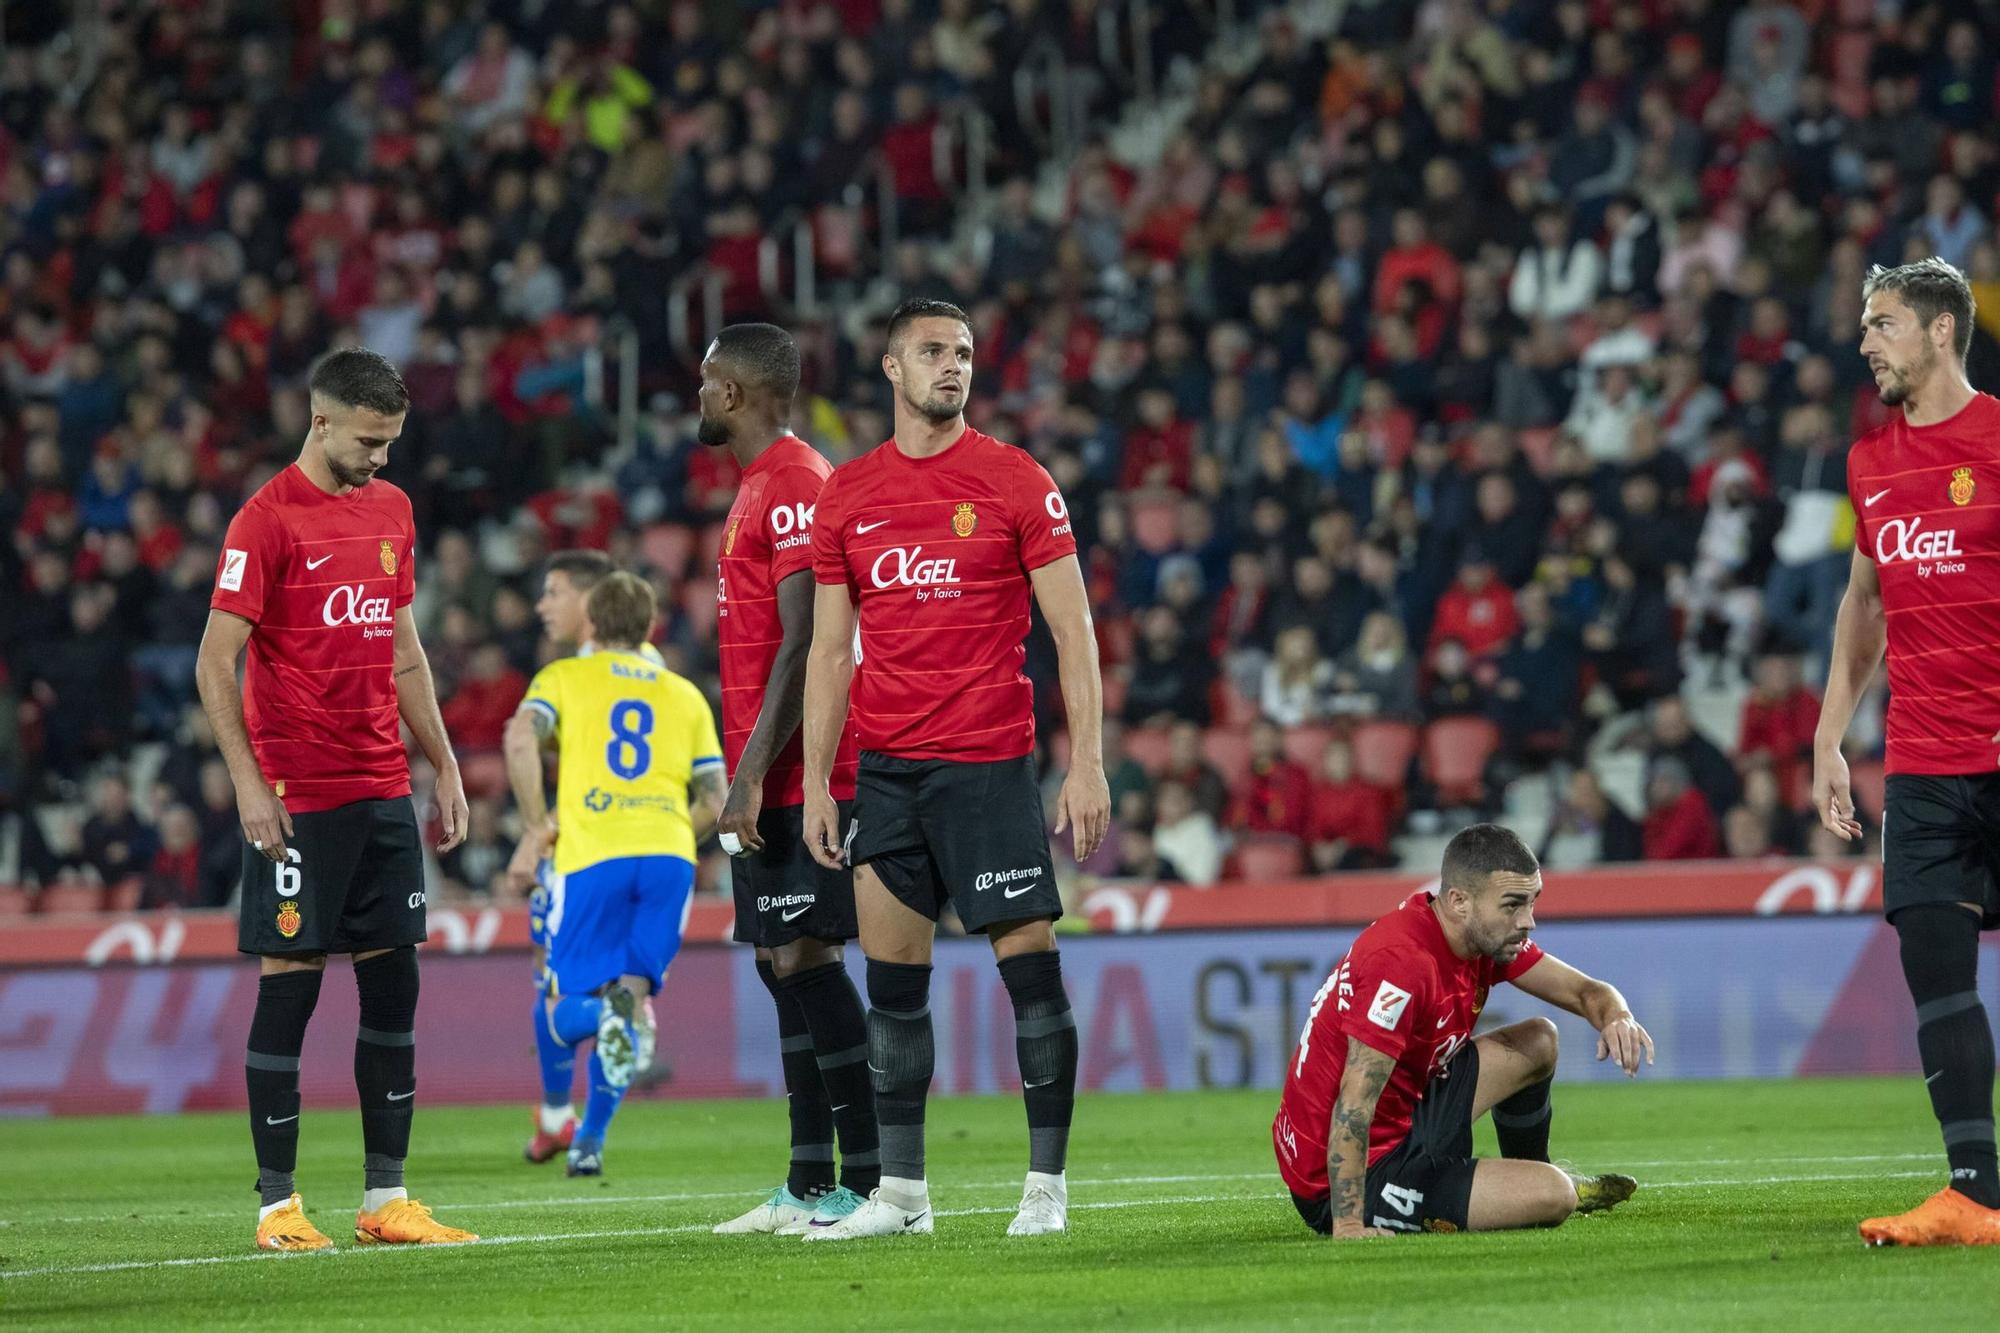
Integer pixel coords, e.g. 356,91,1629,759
504,571,725,1176
507,551,667,1165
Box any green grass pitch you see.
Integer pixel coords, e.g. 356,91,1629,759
2,1078,1996,1330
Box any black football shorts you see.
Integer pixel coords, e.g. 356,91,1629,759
1291,1043,1481,1236
847,751,1062,934
237,797,428,956
1882,773,2000,929
731,800,858,947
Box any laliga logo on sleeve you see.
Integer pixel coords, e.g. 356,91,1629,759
1367,980,1412,1032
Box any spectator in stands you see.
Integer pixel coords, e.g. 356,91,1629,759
1737,652,1820,801
1490,583,1581,763
1152,780,1222,887
1644,695,1742,820
1124,606,1214,727
1509,206,1602,324
1329,611,1420,721
24,586,132,779
80,774,155,888
0,793,58,893
439,797,508,899
1641,757,1721,861
1729,765,1803,858
143,805,210,909
1233,718,1311,841
1722,804,1776,859
1163,721,1229,823
1424,638,1483,720
1428,550,1519,662
1541,768,1644,869
1583,555,1681,709
1113,824,1184,884
1307,740,1392,872
1098,718,1152,815
439,643,527,754
1260,626,1332,728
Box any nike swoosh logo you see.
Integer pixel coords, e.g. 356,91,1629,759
1436,1017,1450,1028
867,1063,885,1074
387,1089,415,1101
831,1103,849,1113
1925,1070,1943,1084
265,1114,299,1126
1865,489,1891,507
304,553,334,570
856,519,890,534
1022,1077,1053,1089
1003,884,1036,898
781,905,811,922
903,1210,929,1229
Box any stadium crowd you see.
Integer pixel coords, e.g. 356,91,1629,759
2,0,1989,909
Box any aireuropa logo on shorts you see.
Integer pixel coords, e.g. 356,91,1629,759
974,866,1043,892
756,893,816,913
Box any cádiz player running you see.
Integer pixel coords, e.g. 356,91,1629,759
196,347,476,1251
506,571,725,1176
505,550,666,1166
1275,825,1648,1239
800,298,1111,1240
697,323,881,1236
1814,257,2000,1246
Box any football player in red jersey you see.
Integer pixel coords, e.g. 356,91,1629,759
695,323,881,1237
1815,257,2000,1247
1275,825,1649,1239
196,348,475,1252
800,298,1110,1239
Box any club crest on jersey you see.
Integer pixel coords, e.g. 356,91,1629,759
1952,467,1975,506
276,900,301,939
725,518,741,555
952,502,977,537
379,540,397,575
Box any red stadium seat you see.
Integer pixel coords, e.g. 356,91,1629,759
104,879,143,912
0,886,31,917
1232,833,1305,881
1215,678,1260,727
1201,727,1253,792
1130,497,1179,555
1349,721,1419,792
1423,717,1501,806
36,883,105,915
1123,725,1172,776
639,523,696,580
1848,759,1886,823
460,750,510,800
1282,723,1336,773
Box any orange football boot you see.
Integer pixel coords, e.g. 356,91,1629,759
255,1194,334,1251
1859,1188,2000,1246
354,1197,478,1245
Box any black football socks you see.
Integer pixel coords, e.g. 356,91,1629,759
780,961,882,1197
246,968,324,1206
353,948,420,1194
998,950,1078,1176
1493,1076,1554,1163
1896,905,1999,1208
760,960,836,1200
865,959,935,1191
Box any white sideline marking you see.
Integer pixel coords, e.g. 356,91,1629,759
1,1167,1966,1281
3,1155,1947,1229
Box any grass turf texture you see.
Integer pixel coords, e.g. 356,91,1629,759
2,1078,1996,1330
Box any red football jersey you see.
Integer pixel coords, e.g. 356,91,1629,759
1272,892,1545,1201
210,464,417,813
1848,392,2000,775
716,436,859,806
813,427,1077,762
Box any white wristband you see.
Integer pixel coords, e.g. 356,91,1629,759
718,831,744,857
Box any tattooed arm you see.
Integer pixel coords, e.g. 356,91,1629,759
1326,1038,1398,1239
689,765,726,845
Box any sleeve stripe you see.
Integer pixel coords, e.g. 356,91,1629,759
524,698,558,723
691,755,724,770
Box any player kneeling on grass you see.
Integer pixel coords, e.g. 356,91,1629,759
1274,824,1653,1238
505,572,726,1177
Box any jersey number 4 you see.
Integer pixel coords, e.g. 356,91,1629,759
606,700,655,779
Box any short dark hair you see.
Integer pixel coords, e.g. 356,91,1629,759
710,322,801,402
1863,257,1976,361
1440,823,1540,894
546,549,614,590
308,347,410,415
586,570,658,648
886,298,971,352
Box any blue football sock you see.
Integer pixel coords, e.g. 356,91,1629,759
551,994,602,1045
578,1046,625,1151
534,995,576,1108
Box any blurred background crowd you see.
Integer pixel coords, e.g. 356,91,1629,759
4,0,1989,913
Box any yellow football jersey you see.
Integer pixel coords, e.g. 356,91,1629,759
521,648,722,873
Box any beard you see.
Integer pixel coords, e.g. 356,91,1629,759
904,385,963,423
328,455,376,489
1878,343,1937,407
696,413,731,447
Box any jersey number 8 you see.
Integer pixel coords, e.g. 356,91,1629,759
606,699,655,779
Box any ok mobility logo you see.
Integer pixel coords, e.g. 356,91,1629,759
583,788,680,815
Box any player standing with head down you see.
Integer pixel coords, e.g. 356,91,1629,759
695,323,881,1236
1814,257,2000,1247
798,298,1110,1240
197,347,475,1251
1275,825,1648,1239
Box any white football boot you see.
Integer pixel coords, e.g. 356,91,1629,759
713,1185,817,1235
800,1181,933,1241
1006,1171,1068,1235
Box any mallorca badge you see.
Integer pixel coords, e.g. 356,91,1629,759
952,501,977,537
276,900,302,939
1951,466,1975,506
379,540,397,575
